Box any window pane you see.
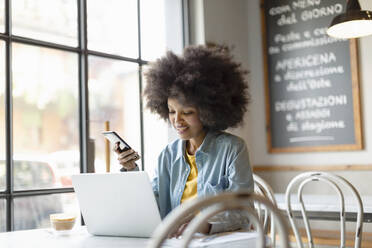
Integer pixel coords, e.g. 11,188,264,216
0,199,5,232
14,193,80,231
142,66,168,177
0,41,4,191
12,43,79,190
0,0,4,33
0,161,5,191
140,0,167,61
88,56,141,173
87,0,138,58
12,0,77,46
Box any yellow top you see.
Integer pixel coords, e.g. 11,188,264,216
181,150,198,203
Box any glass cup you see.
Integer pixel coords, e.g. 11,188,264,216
50,213,77,235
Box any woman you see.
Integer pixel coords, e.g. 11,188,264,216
115,44,253,236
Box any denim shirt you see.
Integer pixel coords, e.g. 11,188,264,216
151,130,254,233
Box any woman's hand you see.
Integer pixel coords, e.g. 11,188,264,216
168,219,211,238
169,221,190,238
113,142,140,171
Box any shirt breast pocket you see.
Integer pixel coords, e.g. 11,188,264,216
203,176,229,196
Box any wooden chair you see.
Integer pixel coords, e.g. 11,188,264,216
253,174,278,246
147,191,290,248
285,171,364,248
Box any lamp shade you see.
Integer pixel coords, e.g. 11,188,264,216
327,0,372,39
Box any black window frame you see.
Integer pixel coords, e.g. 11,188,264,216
0,0,188,232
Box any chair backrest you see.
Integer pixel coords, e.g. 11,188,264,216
147,191,290,248
285,171,364,248
253,174,278,246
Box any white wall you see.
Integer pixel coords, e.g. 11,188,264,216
190,0,372,168
188,0,253,143
189,0,372,233
188,0,372,206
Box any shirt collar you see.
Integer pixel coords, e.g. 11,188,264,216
175,130,219,160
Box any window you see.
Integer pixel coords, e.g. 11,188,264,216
13,193,80,231
0,0,4,33
140,0,167,61
0,39,5,234
87,0,138,58
12,0,77,46
142,66,169,178
0,199,5,232
88,57,141,173
0,41,4,191
12,43,79,190
0,0,184,232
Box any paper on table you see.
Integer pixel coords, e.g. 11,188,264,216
162,231,260,248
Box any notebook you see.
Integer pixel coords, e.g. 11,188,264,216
71,171,161,237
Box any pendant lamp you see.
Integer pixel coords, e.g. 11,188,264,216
327,0,372,39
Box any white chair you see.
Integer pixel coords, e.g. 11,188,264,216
147,191,290,248
253,174,278,247
285,171,364,248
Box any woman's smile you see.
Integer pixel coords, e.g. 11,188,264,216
175,125,189,134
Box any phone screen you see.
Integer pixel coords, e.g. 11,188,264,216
102,131,132,151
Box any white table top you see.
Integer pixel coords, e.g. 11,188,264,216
275,194,372,213
0,226,260,248
0,226,149,248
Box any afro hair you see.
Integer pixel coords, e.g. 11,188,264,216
143,44,250,131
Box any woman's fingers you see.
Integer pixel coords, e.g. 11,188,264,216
114,142,140,170
121,161,137,170
118,150,140,163
118,151,140,171
168,222,189,238
112,140,140,170
176,223,189,236
118,148,134,159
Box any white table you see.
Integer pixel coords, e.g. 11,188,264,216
0,226,260,248
275,194,372,223
0,226,149,248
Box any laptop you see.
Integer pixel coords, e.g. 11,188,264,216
71,171,161,237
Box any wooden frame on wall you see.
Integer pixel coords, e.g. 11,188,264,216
260,0,363,153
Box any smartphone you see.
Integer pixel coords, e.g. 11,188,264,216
102,131,132,152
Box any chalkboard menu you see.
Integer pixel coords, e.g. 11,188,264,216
261,0,362,153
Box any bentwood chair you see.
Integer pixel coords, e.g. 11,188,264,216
253,174,278,247
285,171,364,248
147,191,290,248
